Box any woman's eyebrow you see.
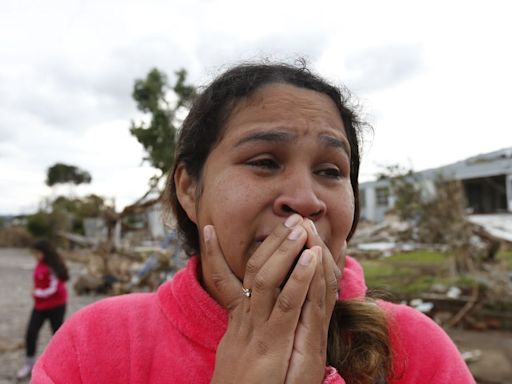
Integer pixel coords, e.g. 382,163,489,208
233,129,350,157
234,130,296,147
319,134,351,157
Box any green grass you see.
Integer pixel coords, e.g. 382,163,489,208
385,250,448,264
361,250,452,298
497,249,512,269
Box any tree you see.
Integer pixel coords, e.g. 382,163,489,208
379,165,475,274
46,163,92,187
25,194,109,241
52,194,108,234
417,177,474,273
129,68,196,176
26,207,70,243
377,164,422,223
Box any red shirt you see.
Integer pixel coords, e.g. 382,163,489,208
33,260,67,310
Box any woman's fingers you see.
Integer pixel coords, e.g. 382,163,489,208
249,225,308,323
295,246,327,351
303,220,341,314
202,225,243,311
240,214,308,323
242,214,304,290
285,246,327,384
212,245,318,384
269,249,318,326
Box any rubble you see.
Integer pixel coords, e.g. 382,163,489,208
446,286,462,299
350,214,512,331
349,215,448,258
74,273,113,295
461,349,482,362
467,213,512,243
64,226,186,296
409,298,434,313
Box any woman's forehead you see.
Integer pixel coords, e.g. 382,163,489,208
222,83,347,142
232,83,340,117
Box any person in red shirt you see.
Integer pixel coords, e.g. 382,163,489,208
16,239,68,380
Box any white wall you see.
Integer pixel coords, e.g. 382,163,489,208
147,203,166,239
360,184,391,222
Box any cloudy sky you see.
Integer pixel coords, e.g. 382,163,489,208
1,0,510,215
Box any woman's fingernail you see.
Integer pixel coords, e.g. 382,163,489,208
308,220,318,235
299,250,313,266
203,225,213,242
284,214,302,228
288,226,303,240
310,246,321,260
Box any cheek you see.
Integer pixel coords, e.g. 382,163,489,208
200,175,265,278
327,186,354,258
203,175,256,227
332,185,354,223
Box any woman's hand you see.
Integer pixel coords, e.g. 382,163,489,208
203,215,338,384
284,219,342,383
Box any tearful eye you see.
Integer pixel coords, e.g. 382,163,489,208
317,167,343,179
246,158,279,170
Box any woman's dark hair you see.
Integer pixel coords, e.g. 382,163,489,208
32,239,69,281
164,61,393,384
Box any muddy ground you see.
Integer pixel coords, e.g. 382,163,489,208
1,248,511,383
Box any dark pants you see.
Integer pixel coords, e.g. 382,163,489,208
25,304,66,357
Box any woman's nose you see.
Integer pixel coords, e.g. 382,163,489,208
272,178,326,220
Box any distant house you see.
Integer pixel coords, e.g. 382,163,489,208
78,201,168,249
360,147,512,222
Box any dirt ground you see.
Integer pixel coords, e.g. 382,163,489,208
1,248,511,383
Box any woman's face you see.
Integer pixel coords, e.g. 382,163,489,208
192,83,354,283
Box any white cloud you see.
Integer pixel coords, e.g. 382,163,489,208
1,0,511,214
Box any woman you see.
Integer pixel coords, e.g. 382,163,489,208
17,239,68,380
32,62,474,383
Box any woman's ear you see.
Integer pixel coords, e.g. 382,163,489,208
174,164,198,224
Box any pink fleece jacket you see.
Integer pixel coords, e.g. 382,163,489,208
32,256,474,383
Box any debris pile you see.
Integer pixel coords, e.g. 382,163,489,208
65,229,186,296
351,213,512,331
349,214,447,258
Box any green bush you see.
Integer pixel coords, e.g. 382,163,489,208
26,212,52,237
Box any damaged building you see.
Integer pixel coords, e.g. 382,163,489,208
360,147,512,222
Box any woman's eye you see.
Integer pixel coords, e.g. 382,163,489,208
246,158,279,170
317,167,343,179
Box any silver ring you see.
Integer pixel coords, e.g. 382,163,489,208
242,287,252,298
